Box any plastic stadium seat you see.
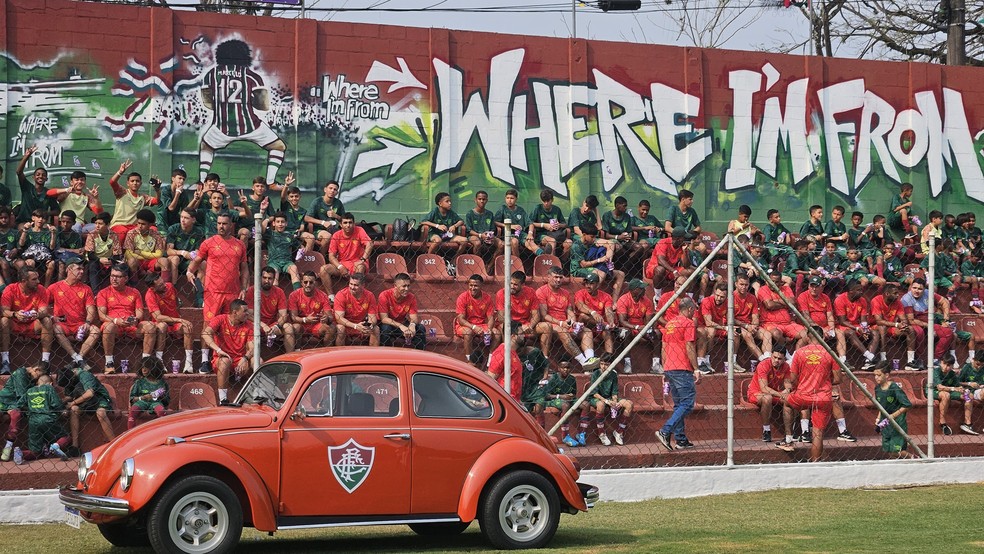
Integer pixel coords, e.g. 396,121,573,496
455,254,491,280
376,253,409,281
532,255,567,283
418,313,452,344
621,380,662,412
179,381,218,410
959,316,984,342
903,263,924,282
493,254,524,278
895,378,927,408
101,382,122,417
416,253,453,282
710,259,729,279
365,381,399,412
849,377,877,408
737,379,758,410
295,251,326,276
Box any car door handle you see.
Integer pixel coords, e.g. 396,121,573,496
383,433,411,440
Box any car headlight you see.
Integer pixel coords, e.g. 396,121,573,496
120,458,135,492
78,452,93,484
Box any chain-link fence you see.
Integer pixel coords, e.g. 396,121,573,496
2,198,984,487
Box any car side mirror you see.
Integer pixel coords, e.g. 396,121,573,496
290,406,307,421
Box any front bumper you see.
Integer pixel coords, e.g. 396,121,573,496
578,482,599,508
59,487,131,517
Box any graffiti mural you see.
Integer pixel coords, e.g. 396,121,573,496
2,0,983,229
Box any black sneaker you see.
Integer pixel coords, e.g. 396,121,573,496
799,430,813,443
941,423,953,436
655,430,672,450
959,423,980,436
762,429,772,442
837,430,858,442
860,360,876,371
39,360,50,373
198,360,213,374
0,361,9,375
674,439,695,449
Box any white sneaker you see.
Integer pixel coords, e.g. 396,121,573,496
623,359,632,374
651,359,664,374
612,431,624,445
598,433,612,446
182,361,194,374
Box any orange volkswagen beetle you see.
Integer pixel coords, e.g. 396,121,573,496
60,348,598,553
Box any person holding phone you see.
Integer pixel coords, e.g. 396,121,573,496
96,264,160,374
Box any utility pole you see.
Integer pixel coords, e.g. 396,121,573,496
945,0,966,65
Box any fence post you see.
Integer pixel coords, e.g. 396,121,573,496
253,213,262,372
503,218,512,395
726,236,735,466
927,235,935,458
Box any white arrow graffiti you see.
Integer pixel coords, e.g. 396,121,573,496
339,175,416,204
351,137,426,178
366,57,426,93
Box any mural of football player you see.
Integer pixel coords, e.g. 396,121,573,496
198,39,286,186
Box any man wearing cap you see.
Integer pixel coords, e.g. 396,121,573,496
797,275,847,361
645,227,692,295
569,225,624,299
574,272,616,357
536,266,599,370
655,296,700,450
48,260,100,370
616,279,661,373
757,271,807,360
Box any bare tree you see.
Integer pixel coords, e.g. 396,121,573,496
644,0,760,49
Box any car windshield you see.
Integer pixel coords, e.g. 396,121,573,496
235,362,301,410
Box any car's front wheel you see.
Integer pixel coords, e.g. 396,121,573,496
478,470,560,550
97,518,150,547
147,475,243,554
407,521,470,536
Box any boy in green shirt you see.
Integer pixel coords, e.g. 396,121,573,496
568,195,600,244
824,205,849,247
631,199,662,256
602,196,644,262
920,239,959,293
527,189,569,256
764,208,793,259
306,180,346,253
464,190,500,256
494,189,528,255
888,182,918,239
960,249,984,311
519,345,550,428
13,373,70,464
577,354,633,446
783,239,817,292
128,357,170,430
1,365,44,461
928,354,976,436
798,204,826,248
543,362,581,447
873,363,911,457
663,189,701,235
61,364,116,450
879,243,907,285
421,192,467,255
262,212,301,290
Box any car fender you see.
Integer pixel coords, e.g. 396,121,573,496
456,437,586,521
126,442,277,531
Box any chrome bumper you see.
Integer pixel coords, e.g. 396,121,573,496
578,482,599,509
59,487,130,517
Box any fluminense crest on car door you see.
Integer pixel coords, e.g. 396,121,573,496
327,438,375,493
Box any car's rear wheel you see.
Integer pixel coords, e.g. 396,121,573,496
407,521,470,536
147,475,243,554
97,518,150,547
479,470,560,550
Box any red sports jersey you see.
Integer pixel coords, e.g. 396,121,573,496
616,293,653,326
733,291,759,323
377,289,417,322
47,281,93,327
871,295,904,326
536,285,572,322
488,343,522,401
663,315,696,371
790,344,835,402
208,314,253,359
656,291,681,323
328,226,371,263
651,237,683,269
796,291,832,327
1,283,49,314
495,286,538,325
96,286,143,319
456,290,494,327
245,286,287,326
757,285,794,324
833,293,868,326
700,295,728,326
145,283,180,319
574,288,613,315
288,289,332,318
748,359,791,398
334,287,378,322
198,235,247,295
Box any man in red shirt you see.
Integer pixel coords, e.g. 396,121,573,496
699,282,746,373
289,271,335,347
144,272,194,373
781,328,842,461
796,275,847,361
655,297,699,451
757,273,807,359
746,351,794,446
574,273,616,357
733,274,770,371
201,299,254,404
333,273,379,346
96,264,159,374
644,227,692,292
834,280,878,371
871,282,917,369
245,266,295,353
456,274,499,365
487,333,522,402
536,267,599,370
320,213,372,296
616,280,661,373
48,260,100,370
0,267,54,373
495,270,544,342
378,272,425,350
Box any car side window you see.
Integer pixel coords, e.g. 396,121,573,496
298,373,400,418
412,373,492,419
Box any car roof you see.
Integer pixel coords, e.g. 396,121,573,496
271,347,484,378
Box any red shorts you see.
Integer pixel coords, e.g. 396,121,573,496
339,259,362,273
102,322,140,337
138,259,159,272
301,322,328,336
747,392,781,406
712,328,728,340
454,323,489,337
165,322,183,334
56,322,87,336
786,393,832,432
763,322,805,341
203,291,238,320
10,320,40,336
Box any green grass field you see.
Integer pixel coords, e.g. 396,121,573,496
6,484,984,553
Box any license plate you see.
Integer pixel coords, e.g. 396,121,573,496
64,506,81,529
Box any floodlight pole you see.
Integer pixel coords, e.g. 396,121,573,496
572,0,576,39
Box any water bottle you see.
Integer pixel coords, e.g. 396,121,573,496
572,322,583,334
596,323,604,333
777,231,787,242
892,359,899,371
609,406,619,419
963,389,971,402
120,359,130,374
151,388,165,401
428,328,436,339
443,231,453,239
266,333,275,348
189,250,198,260
549,218,557,229
76,325,87,341
404,333,412,346
483,332,491,346
623,358,632,373
648,229,654,238
171,360,180,374
514,227,522,237
663,381,670,396
860,321,869,331
606,260,615,271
